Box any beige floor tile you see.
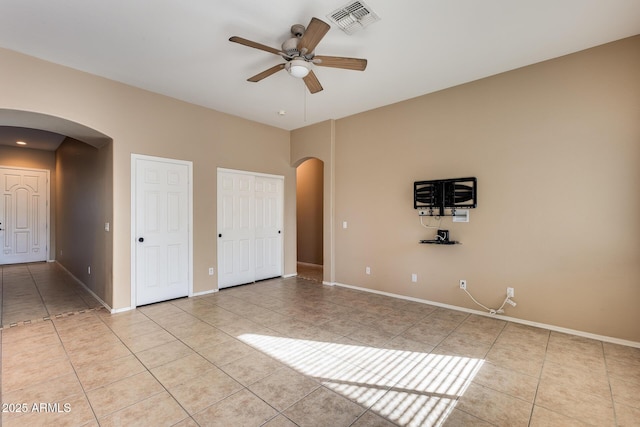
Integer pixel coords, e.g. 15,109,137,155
351,410,397,426
606,357,640,384
86,371,164,418
75,354,146,391
263,414,299,426
98,391,188,427
441,408,494,426
178,326,233,350
220,351,284,386
2,353,75,392
106,318,164,339
193,388,278,426
485,343,545,377
150,353,214,388
3,340,67,368
472,362,538,402
456,383,532,426
170,417,200,427
610,375,640,409
249,366,320,411
540,359,610,399
433,334,492,359
284,387,365,427
135,339,196,369
371,389,457,427
535,377,615,426
347,324,396,347
1,320,57,344
529,405,592,426
67,339,133,368
401,321,453,346
615,402,640,426
196,338,257,366
167,367,243,414
120,328,176,353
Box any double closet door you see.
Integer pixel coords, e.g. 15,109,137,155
217,169,283,289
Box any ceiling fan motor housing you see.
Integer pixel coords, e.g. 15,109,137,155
281,37,300,57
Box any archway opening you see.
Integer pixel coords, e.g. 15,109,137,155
296,158,323,282
0,109,113,325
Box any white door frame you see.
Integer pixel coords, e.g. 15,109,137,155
0,165,51,264
130,154,193,308
217,167,284,289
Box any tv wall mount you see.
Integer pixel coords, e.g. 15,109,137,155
414,177,477,217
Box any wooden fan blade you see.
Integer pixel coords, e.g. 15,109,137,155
314,56,367,71
303,70,323,94
247,64,285,82
229,36,281,56
298,18,330,53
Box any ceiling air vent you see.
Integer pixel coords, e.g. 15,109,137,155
327,1,380,35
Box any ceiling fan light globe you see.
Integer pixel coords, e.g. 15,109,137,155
286,59,310,78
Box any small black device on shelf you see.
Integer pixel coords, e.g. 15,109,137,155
414,177,477,216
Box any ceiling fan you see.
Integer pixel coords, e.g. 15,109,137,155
229,17,367,94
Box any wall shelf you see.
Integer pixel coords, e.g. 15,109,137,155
419,240,460,245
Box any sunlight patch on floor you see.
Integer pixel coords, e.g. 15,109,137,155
239,333,484,426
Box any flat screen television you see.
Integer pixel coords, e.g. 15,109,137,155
414,177,477,216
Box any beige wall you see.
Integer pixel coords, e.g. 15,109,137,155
296,158,323,265
55,138,113,306
0,145,57,258
333,36,640,341
0,47,294,310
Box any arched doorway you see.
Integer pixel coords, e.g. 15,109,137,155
296,158,323,282
0,109,113,325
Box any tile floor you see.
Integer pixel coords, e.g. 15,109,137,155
1,263,102,327
1,263,639,426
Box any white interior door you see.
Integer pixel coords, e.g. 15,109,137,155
217,169,283,289
254,176,282,281
218,171,255,288
133,156,191,306
0,167,49,265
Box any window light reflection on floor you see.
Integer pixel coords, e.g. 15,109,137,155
239,334,484,427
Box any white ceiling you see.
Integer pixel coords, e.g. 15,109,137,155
0,0,639,132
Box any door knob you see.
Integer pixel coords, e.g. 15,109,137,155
138,237,144,242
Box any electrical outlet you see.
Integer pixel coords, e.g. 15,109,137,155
365,266,371,275
507,287,514,298
208,267,214,276
459,279,467,290
411,273,418,283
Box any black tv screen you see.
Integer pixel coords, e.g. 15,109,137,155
414,177,477,215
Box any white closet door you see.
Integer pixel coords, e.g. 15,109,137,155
254,176,282,281
217,169,283,289
217,171,255,288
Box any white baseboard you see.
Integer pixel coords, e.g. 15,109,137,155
333,281,640,349
55,261,113,313
192,289,218,297
283,273,297,278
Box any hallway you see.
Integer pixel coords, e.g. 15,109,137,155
0,263,103,327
